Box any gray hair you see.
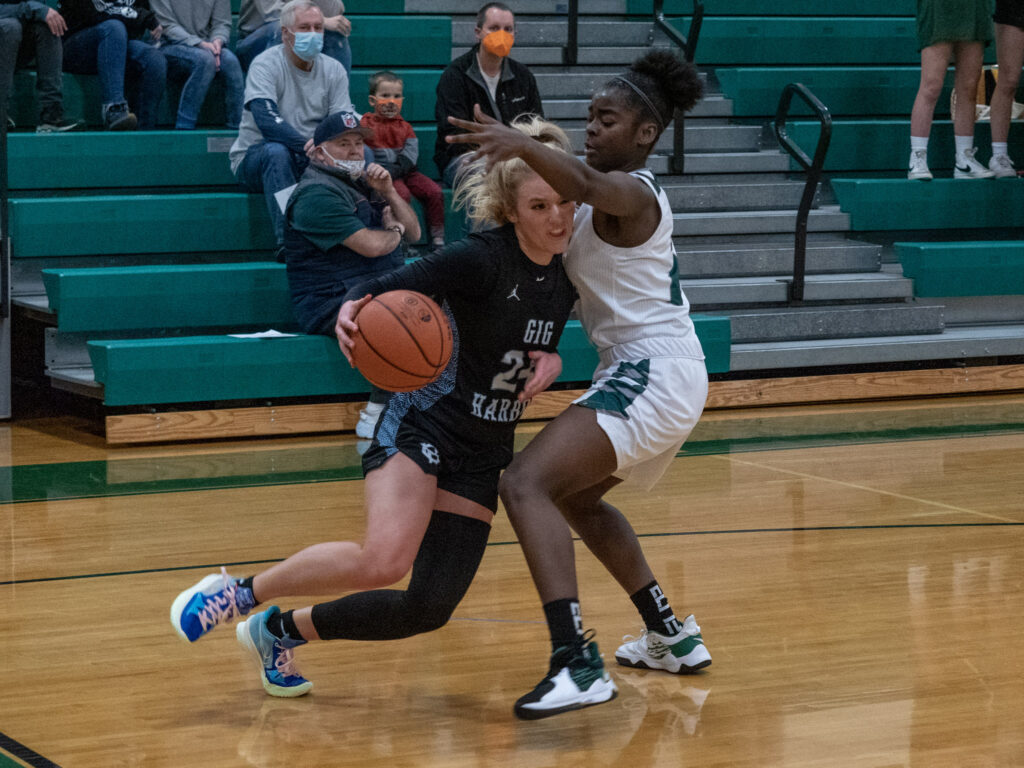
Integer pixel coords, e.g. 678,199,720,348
280,0,320,29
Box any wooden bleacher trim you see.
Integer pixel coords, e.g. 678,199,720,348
104,363,1024,444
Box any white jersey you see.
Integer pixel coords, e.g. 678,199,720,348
566,168,703,363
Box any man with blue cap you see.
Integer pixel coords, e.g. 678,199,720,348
282,109,421,435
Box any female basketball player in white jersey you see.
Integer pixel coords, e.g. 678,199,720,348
448,51,711,719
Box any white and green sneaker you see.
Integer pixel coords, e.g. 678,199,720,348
615,614,711,674
514,633,618,720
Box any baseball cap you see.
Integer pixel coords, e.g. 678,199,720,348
314,110,373,145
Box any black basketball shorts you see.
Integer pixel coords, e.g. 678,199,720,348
361,403,513,512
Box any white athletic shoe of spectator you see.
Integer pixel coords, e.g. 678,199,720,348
907,150,933,181
954,147,995,179
988,154,1016,178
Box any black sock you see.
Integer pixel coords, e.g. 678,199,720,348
630,580,684,636
543,598,583,651
267,609,304,642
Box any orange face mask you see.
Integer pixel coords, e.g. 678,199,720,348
482,29,514,58
371,96,403,117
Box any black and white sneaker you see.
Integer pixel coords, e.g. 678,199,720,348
954,147,995,179
36,118,83,134
514,633,618,720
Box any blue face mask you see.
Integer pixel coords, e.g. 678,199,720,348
291,31,323,61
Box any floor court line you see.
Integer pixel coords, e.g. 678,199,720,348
715,454,1020,523
0,732,59,768
3,522,1020,587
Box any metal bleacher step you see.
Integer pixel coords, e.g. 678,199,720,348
453,45,683,65
451,18,662,46
543,95,734,119
673,205,850,237
729,323,1024,371
561,122,761,153
531,69,707,99
662,178,813,212
726,304,945,344
682,269,913,307
677,239,883,277
650,151,792,175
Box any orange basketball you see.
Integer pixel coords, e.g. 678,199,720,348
350,290,453,392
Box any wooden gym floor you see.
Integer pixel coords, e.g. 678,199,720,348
1,393,1022,767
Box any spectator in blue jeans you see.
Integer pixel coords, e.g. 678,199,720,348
228,0,354,247
151,0,242,129
59,0,166,130
1,0,80,132
236,0,352,74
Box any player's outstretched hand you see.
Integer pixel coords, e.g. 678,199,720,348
519,350,562,402
447,104,531,171
335,294,373,363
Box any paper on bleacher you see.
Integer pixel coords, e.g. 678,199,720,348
274,184,298,213
227,330,299,339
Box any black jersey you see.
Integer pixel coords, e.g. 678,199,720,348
346,224,578,451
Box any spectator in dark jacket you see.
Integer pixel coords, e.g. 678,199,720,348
59,0,167,129
1,0,80,132
433,2,542,187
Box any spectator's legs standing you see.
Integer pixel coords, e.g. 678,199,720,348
989,22,1024,176
236,140,306,246
162,43,218,130
217,48,244,129
63,21,138,130
908,42,953,180
950,41,992,178
0,19,21,125
403,171,445,246
21,18,66,129
322,31,351,76
125,39,166,130
236,21,281,71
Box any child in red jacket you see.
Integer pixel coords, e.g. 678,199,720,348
361,70,445,249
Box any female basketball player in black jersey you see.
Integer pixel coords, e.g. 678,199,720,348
449,51,710,719
170,118,578,698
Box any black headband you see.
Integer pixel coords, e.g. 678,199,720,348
613,75,665,131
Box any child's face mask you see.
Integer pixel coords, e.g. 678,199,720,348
370,96,403,119
481,29,514,58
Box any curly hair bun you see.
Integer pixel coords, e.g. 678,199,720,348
629,50,703,116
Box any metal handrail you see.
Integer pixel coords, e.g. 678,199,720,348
773,83,832,304
653,0,703,64
654,0,704,174
563,0,579,65
1,97,9,320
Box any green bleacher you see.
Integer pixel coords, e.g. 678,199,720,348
674,18,922,65
42,263,297,332
627,0,915,14
831,179,1024,231
895,242,1024,297
9,193,276,257
84,317,731,406
716,67,954,118
785,120,1024,173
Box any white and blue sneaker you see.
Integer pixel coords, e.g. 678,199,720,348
236,607,313,698
171,568,251,643
615,614,712,674
514,632,618,720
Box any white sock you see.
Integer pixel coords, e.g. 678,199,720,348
992,141,1008,157
910,136,929,153
955,135,974,156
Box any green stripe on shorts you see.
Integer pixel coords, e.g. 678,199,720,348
578,359,650,416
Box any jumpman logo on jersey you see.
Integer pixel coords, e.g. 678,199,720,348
507,284,521,301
